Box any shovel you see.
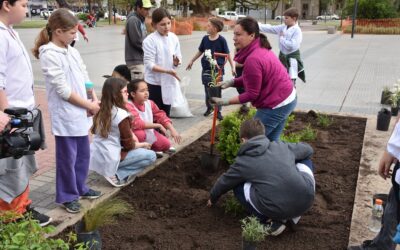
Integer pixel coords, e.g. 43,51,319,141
201,105,220,171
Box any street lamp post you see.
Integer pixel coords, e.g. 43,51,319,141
351,0,359,38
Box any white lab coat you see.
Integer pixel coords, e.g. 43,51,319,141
259,23,302,55
89,107,128,177
143,31,182,105
39,42,91,136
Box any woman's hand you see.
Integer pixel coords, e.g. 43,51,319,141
136,142,151,149
216,79,234,89
206,199,213,207
378,150,396,180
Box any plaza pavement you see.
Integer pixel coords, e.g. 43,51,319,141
14,23,400,246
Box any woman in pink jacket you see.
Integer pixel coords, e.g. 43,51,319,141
212,17,297,141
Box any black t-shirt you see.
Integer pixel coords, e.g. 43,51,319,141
198,35,230,72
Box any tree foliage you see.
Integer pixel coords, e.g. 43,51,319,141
344,0,398,19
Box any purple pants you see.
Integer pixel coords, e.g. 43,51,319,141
55,136,90,203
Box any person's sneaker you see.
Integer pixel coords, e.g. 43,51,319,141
264,220,286,236
217,113,224,121
63,200,81,213
203,108,214,117
81,188,102,199
105,175,127,187
167,147,176,154
26,207,52,227
347,240,377,250
155,151,164,158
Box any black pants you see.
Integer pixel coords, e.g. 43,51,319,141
148,84,171,117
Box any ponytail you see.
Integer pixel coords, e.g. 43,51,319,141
259,33,272,50
32,25,51,59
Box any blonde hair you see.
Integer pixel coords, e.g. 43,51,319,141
32,8,78,59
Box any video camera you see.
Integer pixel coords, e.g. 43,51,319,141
0,107,42,159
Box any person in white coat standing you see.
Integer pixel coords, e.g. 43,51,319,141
33,8,101,214
143,8,182,117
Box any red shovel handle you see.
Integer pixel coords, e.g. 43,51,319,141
210,105,218,146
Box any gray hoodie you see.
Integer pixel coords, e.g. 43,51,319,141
210,135,315,220
125,12,147,66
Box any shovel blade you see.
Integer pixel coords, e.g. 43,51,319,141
201,153,220,171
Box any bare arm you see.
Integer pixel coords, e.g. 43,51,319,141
186,51,203,70
0,90,8,111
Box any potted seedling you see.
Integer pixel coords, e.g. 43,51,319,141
75,198,133,249
381,86,392,105
390,92,399,116
241,216,267,250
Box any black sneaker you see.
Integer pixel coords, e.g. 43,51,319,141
203,108,214,117
81,188,101,199
265,220,286,236
155,151,164,158
347,240,377,250
217,113,224,121
26,207,52,227
63,200,81,213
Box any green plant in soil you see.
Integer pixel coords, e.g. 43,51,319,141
82,198,133,232
217,106,256,164
223,193,246,217
0,211,86,249
299,124,317,141
317,113,333,128
241,216,267,243
281,132,302,143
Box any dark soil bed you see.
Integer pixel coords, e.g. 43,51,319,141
70,112,367,249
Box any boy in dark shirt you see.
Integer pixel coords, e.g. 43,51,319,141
207,119,316,236
186,17,235,120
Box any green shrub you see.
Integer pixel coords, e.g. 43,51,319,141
299,124,317,141
281,132,301,143
217,107,256,164
76,13,88,21
241,216,267,242
223,194,246,216
0,211,86,249
317,113,333,128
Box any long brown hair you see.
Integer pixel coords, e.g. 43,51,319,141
91,78,127,138
32,8,78,59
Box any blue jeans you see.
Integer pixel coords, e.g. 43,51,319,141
254,97,297,141
233,183,268,224
116,148,156,181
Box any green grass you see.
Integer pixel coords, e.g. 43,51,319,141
223,194,246,217
14,19,47,29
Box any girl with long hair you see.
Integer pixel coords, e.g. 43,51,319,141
90,77,156,187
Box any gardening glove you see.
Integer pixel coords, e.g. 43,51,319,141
211,97,230,106
217,79,234,89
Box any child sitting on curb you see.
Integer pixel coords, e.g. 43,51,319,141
207,118,315,236
126,79,181,157
90,78,156,187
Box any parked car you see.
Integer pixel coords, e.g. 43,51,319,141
217,11,246,21
274,15,284,20
316,14,340,20
104,12,127,21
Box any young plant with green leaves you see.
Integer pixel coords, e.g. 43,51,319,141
82,198,133,232
317,113,333,128
0,211,86,249
223,193,246,217
241,216,267,243
299,124,317,141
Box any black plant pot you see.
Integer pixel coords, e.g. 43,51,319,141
392,106,399,116
242,239,257,250
381,90,392,105
75,220,102,250
207,86,221,99
377,108,391,131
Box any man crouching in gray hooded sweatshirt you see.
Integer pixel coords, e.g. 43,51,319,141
207,118,315,236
